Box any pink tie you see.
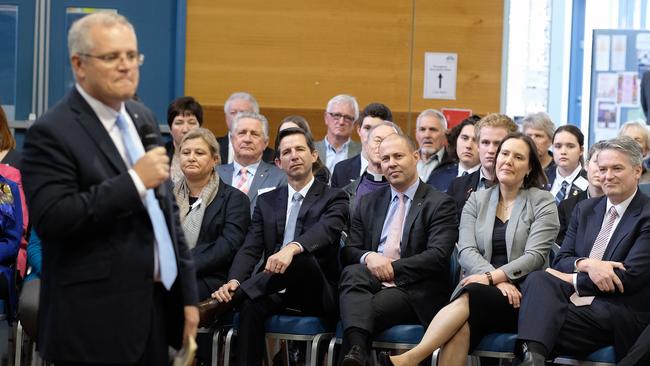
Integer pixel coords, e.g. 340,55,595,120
236,167,249,194
570,206,618,306
384,193,406,260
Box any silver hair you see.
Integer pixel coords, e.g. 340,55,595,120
232,111,269,139
180,127,221,161
326,94,359,120
587,140,607,162
618,120,650,152
367,120,403,139
416,109,448,130
599,136,644,167
68,12,135,57
521,111,556,139
224,92,259,114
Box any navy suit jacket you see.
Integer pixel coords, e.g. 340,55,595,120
446,169,481,218
341,181,458,325
331,154,361,188
554,191,650,313
192,180,250,295
426,162,458,192
228,180,349,296
22,88,198,362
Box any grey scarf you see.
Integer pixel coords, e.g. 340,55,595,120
173,172,220,249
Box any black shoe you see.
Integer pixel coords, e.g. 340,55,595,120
516,351,545,366
378,352,395,366
342,345,366,366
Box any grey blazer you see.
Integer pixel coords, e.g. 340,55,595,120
314,139,361,168
216,161,287,213
454,186,559,295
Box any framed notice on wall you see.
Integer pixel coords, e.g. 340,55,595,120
423,52,457,100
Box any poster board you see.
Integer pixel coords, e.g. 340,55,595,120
589,29,648,145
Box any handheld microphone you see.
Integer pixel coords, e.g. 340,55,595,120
139,124,167,199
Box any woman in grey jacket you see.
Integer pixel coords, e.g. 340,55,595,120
382,133,559,366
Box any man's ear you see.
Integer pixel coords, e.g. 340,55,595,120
71,55,85,81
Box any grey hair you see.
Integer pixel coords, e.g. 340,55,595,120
224,92,259,114
599,136,644,167
416,109,448,130
587,140,608,162
521,111,556,139
68,12,135,57
232,111,269,139
618,120,650,152
326,94,359,121
180,127,221,162
367,120,403,138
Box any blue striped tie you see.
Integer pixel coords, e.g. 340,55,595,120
115,114,178,290
555,181,569,205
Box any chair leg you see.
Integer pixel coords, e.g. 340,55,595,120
211,328,221,366
326,338,337,366
223,328,236,366
15,322,23,366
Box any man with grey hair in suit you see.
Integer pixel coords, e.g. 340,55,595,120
315,94,362,174
415,108,454,182
218,92,275,164
217,112,286,212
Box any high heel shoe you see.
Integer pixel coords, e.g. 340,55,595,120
378,351,395,366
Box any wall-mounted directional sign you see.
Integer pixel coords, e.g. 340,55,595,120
424,52,457,100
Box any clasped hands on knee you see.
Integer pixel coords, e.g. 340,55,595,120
364,252,395,282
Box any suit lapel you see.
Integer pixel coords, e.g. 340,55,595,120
603,192,643,260
69,89,126,173
218,164,235,187
483,187,499,260
274,186,289,250
505,188,526,260
371,188,392,251
583,198,607,257
294,180,324,236
249,162,270,196
400,182,427,253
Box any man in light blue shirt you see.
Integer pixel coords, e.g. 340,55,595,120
314,94,362,174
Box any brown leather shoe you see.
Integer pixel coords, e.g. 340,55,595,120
197,298,233,328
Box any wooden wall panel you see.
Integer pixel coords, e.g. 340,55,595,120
185,1,504,141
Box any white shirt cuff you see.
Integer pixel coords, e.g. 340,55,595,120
360,252,370,264
572,273,579,294
128,169,147,200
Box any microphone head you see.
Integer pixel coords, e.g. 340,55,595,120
140,124,158,151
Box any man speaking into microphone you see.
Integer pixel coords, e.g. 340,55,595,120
21,12,198,365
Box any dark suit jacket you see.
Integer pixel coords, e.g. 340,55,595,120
554,191,650,315
217,134,275,164
331,154,361,188
192,180,250,296
556,190,588,245
228,180,349,294
544,167,588,198
426,162,458,192
341,181,458,325
21,88,198,363
446,169,481,218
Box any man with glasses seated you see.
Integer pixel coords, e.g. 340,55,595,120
315,94,362,175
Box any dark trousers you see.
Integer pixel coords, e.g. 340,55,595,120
236,254,337,366
53,284,169,366
517,271,646,360
338,264,419,362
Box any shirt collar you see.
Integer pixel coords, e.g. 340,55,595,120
557,164,583,185
458,163,480,176
288,176,315,200
233,160,261,176
390,179,420,202
76,83,126,127
420,147,445,164
324,137,351,153
606,189,637,218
